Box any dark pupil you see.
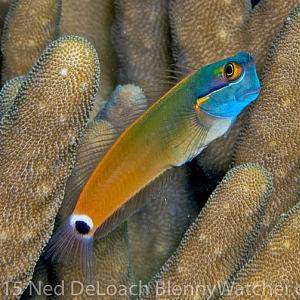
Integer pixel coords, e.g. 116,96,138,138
75,220,91,235
225,64,234,78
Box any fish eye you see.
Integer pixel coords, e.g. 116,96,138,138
225,63,234,77
223,62,243,81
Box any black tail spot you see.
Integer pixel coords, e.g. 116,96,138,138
75,220,91,235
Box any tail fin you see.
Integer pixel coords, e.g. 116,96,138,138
44,216,94,280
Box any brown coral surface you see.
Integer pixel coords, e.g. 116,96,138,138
140,164,272,300
221,200,300,299
188,0,299,181
60,0,117,119
1,0,61,84
233,3,300,249
0,0,299,299
0,75,24,116
0,35,100,298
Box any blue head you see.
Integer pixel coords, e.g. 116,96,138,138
195,52,260,118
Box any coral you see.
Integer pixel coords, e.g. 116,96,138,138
95,84,147,130
233,4,300,249
0,0,300,299
1,0,62,84
20,258,51,300
112,0,171,105
128,165,200,285
169,0,298,74
32,84,147,299
169,0,299,180
0,35,100,298
0,0,12,81
0,75,24,117
140,164,272,299
221,199,300,299
60,0,117,119
0,0,11,38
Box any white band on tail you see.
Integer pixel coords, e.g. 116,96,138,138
69,214,94,231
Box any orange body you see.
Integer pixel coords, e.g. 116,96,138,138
74,72,205,233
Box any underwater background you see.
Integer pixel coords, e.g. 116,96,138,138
0,0,300,299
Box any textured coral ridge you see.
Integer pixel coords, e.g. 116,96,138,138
233,4,300,248
23,84,146,299
221,200,300,299
170,0,300,181
1,0,62,84
0,0,299,299
60,0,117,119
114,0,300,287
0,35,100,298
140,164,272,300
0,75,24,117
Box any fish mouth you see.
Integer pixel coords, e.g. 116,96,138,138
237,87,261,102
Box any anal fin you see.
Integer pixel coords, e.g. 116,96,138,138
94,169,173,239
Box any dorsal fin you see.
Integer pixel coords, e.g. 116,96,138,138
60,120,117,215
60,84,149,216
142,65,194,105
169,63,196,81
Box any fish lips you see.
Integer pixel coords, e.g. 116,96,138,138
236,86,261,103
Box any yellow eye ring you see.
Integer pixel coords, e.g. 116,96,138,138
223,62,243,81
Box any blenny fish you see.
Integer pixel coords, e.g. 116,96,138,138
46,52,260,276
